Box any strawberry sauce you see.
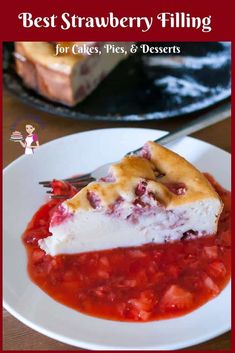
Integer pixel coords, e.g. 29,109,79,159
22,175,231,322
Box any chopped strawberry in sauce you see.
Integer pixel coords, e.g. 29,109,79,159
202,274,220,296
160,285,193,311
203,245,218,259
207,261,226,278
51,179,77,197
22,174,231,322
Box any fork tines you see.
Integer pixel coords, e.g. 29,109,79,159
63,173,92,183
39,175,94,186
39,173,95,200
48,194,69,199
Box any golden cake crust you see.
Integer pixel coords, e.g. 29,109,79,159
65,141,223,212
15,42,84,74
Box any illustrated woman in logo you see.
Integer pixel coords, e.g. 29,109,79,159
19,124,40,154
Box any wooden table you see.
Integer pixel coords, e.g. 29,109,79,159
3,89,231,350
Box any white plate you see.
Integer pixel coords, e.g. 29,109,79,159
3,128,231,350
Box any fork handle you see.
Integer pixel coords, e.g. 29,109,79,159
128,101,231,154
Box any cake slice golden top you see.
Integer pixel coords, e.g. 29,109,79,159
66,141,223,212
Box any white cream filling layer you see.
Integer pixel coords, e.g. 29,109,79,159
39,199,221,256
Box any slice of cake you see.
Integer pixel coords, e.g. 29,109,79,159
14,42,132,106
39,142,223,256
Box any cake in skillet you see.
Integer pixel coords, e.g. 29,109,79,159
39,142,223,256
14,42,132,106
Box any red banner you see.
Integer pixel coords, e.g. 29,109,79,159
0,0,233,41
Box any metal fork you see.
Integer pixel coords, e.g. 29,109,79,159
39,101,230,199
